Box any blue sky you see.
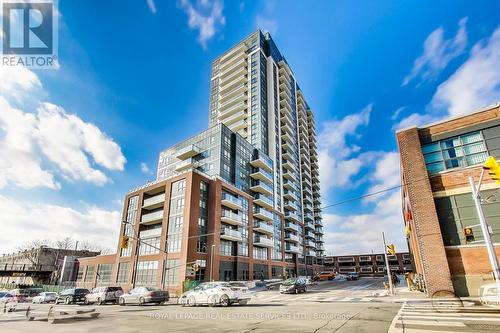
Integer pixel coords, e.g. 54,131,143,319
0,0,499,255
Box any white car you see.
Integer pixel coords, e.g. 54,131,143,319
32,292,57,304
179,282,251,307
479,283,500,307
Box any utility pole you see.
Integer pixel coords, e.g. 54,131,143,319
469,173,500,283
382,232,394,295
210,244,215,281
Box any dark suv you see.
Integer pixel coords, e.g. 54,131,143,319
55,288,90,305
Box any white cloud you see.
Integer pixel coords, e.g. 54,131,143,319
0,66,126,190
255,16,278,35
323,151,406,256
179,0,226,49
392,112,440,131
323,190,406,256
390,106,405,121
146,0,157,14
140,162,150,174
318,104,372,192
431,25,500,117
0,195,121,254
403,17,468,86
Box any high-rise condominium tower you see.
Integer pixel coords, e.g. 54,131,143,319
208,31,324,261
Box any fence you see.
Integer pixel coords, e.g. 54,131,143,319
182,280,201,293
0,282,76,293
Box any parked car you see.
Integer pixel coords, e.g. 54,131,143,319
85,286,123,305
55,288,90,305
279,278,307,294
32,292,58,304
0,291,14,304
298,276,313,285
346,272,360,281
118,287,168,306
312,271,335,281
479,283,500,307
178,282,251,307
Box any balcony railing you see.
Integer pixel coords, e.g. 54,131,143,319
221,193,243,210
175,145,201,160
253,194,274,210
142,193,165,209
253,236,274,247
285,233,300,242
220,228,243,242
284,222,299,232
250,155,273,172
221,210,243,226
253,221,274,234
253,207,273,221
285,244,301,253
250,168,273,184
141,210,164,224
250,180,273,196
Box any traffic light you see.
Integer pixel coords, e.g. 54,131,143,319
464,227,475,242
483,156,500,184
119,235,129,249
191,264,199,275
387,244,395,255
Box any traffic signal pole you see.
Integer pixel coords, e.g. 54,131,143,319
468,171,500,283
382,232,395,295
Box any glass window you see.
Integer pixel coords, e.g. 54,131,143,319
85,265,94,283
164,259,179,286
136,261,158,286
117,263,129,283
96,264,113,285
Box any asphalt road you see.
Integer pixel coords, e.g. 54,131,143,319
1,278,402,333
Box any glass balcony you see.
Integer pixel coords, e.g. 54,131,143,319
315,227,324,235
250,168,273,184
306,250,316,257
142,193,165,210
284,222,299,232
222,109,247,126
221,193,243,210
285,233,299,243
253,208,273,222
221,228,243,242
305,240,316,248
139,228,162,239
175,145,201,160
284,212,301,223
221,210,243,226
219,100,247,119
250,154,273,172
250,180,273,196
304,221,315,230
253,221,274,234
304,212,314,221
228,119,248,132
253,194,274,210
175,158,196,172
283,200,299,212
253,235,274,247
305,231,315,239
140,210,164,225
285,243,301,254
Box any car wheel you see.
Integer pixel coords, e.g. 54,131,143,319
139,297,145,306
220,294,230,307
65,297,71,305
208,294,219,307
119,297,126,306
187,296,196,307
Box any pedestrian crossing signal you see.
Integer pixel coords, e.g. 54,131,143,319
464,228,474,242
120,235,130,249
387,244,396,255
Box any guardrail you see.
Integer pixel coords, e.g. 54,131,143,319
0,264,57,272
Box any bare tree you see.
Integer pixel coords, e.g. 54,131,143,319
15,239,52,265
78,240,109,254
54,237,75,250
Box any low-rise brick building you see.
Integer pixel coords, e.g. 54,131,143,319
323,253,412,276
397,104,500,297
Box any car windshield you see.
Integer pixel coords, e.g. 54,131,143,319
282,278,297,285
75,289,89,294
144,287,161,291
